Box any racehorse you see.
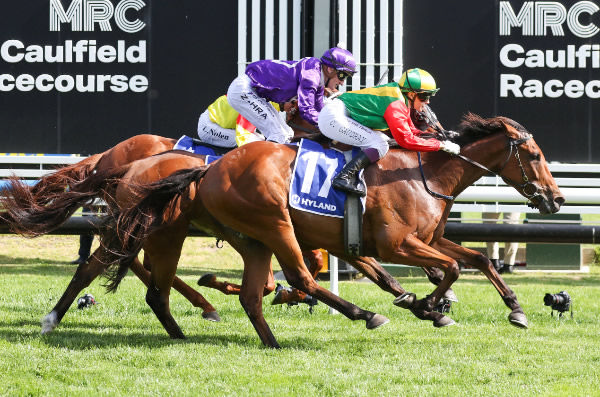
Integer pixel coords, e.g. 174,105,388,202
0,134,226,330
107,113,564,348
0,110,328,333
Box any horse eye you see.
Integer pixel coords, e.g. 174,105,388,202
530,152,541,161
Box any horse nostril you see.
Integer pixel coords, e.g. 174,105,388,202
555,196,566,207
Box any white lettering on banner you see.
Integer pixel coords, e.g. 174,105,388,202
49,0,146,33
499,1,599,38
500,74,600,99
498,1,600,99
499,43,600,68
1,40,146,63
0,73,148,93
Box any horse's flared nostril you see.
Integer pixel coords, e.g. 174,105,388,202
554,195,566,207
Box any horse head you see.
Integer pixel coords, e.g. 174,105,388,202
455,113,565,215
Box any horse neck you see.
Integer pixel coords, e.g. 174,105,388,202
422,134,509,198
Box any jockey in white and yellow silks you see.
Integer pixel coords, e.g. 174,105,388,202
197,95,281,148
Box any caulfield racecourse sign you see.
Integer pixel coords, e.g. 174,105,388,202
0,0,148,93
498,1,600,99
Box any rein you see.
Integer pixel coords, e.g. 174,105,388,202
418,134,542,204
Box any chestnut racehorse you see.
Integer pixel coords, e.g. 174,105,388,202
0,118,328,333
108,113,564,348
0,135,226,330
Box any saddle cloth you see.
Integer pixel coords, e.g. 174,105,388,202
289,138,365,218
173,135,227,164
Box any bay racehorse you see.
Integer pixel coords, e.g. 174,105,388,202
108,113,564,348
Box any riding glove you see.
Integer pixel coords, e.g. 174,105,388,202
439,141,460,155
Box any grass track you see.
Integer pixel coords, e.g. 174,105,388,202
1,235,599,396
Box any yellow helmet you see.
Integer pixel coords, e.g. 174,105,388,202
398,68,439,95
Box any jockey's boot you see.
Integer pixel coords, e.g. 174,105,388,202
332,152,371,197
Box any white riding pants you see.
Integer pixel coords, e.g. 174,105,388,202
317,99,390,159
226,75,294,144
196,110,237,148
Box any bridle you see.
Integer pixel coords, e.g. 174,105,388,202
419,133,543,207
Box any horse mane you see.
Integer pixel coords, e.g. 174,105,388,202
454,112,529,146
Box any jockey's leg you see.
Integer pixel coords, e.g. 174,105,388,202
227,75,293,144
318,100,388,196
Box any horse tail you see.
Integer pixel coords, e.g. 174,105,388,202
29,153,103,206
0,161,129,237
102,166,210,292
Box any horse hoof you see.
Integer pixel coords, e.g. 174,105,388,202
366,314,390,329
433,315,456,328
197,273,216,287
202,311,221,322
393,292,416,309
271,288,285,305
41,312,58,335
508,311,528,328
443,288,459,303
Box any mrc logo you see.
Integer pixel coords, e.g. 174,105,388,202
499,1,600,38
49,0,146,33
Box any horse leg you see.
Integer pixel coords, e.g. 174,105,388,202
343,255,457,303
432,237,527,328
198,266,276,296
268,226,388,329
421,266,459,302
197,274,242,294
234,240,280,348
272,249,322,305
136,253,221,322
42,248,108,334
342,255,407,297
142,223,188,339
383,235,460,327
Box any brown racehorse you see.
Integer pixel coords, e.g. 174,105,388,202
108,113,564,348
0,118,328,333
0,135,226,332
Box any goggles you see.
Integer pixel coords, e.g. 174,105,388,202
336,70,353,81
416,92,434,101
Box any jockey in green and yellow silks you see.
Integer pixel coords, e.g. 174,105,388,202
318,68,461,197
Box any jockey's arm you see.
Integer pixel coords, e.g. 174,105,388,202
296,67,323,125
384,100,442,152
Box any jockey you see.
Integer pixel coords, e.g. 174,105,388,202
197,95,283,147
196,95,242,148
318,67,461,196
226,46,357,144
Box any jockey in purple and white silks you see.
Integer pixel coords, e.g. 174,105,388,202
226,47,357,144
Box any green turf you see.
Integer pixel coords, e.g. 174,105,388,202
0,235,599,396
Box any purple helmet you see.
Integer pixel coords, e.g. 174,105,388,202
320,47,357,75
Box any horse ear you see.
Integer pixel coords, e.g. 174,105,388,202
500,121,522,139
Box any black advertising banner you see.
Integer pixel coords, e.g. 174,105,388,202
404,0,599,163
497,0,599,162
1,0,237,154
